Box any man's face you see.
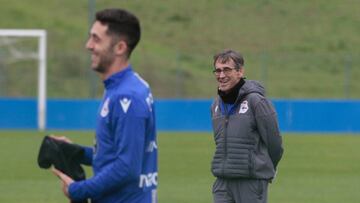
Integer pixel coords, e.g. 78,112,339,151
214,59,243,93
86,21,116,73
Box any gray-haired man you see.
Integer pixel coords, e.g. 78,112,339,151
210,49,283,203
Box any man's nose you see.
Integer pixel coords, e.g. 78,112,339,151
85,39,93,50
219,71,226,78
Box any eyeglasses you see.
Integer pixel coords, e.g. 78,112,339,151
212,67,236,76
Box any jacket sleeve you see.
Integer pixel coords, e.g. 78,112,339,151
68,96,148,201
254,98,284,170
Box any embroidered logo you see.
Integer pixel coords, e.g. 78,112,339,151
100,98,110,117
239,100,249,114
120,98,132,113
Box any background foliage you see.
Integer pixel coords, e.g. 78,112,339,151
0,0,359,98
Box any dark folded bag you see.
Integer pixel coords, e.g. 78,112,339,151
37,135,88,203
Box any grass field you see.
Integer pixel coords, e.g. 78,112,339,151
0,131,359,202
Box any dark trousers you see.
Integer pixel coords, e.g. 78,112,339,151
212,178,269,203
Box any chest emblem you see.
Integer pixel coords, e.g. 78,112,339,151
239,100,249,114
100,98,110,117
120,98,132,113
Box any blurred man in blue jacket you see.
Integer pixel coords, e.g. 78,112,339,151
52,8,158,203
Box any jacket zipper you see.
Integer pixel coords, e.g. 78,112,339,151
222,105,229,177
224,116,229,156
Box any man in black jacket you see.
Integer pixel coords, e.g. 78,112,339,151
210,49,283,203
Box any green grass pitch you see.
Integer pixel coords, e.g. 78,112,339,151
0,131,359,203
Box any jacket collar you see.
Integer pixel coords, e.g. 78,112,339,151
103,65,132,89
218,78,245,104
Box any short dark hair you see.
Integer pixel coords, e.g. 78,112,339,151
213,49,244,70
96,8,141,58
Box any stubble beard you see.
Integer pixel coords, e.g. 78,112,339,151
92,45,116,74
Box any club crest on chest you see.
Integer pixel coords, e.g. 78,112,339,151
239,100,249,114
100,98,110,117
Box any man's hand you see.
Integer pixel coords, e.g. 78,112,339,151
49,135,73,144
52,167,74,199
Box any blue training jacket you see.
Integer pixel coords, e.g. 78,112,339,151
68,66,158,203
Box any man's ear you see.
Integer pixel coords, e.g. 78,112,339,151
114,40,128,56
238,67,245,78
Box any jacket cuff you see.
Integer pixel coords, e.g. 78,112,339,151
68,181,87,201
